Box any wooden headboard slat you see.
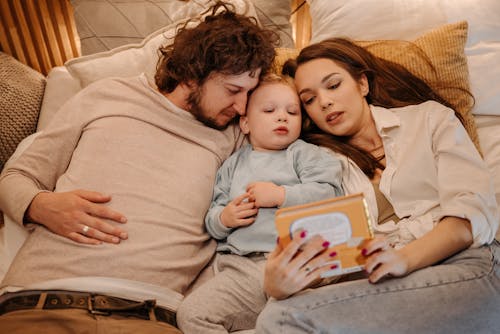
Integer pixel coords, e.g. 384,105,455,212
0,1,29,65
291,0,311,50
52,0,76,63
40,0,65,68
0,0,81,75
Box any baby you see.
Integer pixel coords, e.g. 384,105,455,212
177,73,344,333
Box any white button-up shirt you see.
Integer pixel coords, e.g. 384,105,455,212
333,101,498,248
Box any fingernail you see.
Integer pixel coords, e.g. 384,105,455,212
300,231,307,238
112,237,120,243
329,251,337,257
322,241,330,248
276,236,280,244
120,232,128,239
330,264,338,269
361,248,367,256
120,217,127,223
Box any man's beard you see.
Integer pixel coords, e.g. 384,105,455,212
187,89,231,130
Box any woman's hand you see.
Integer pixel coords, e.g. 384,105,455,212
220,193,259,228
362,236,410,283
264,230,335,300
26,190,128,245
364,217,473,283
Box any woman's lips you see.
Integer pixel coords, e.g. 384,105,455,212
326,111,342,125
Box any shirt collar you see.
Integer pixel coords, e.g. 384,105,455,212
370,104,401,134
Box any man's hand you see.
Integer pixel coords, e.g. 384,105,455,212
220,193,258,228
26,190,128,245
246,182,285,208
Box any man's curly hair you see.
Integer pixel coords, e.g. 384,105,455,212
155,1,279,93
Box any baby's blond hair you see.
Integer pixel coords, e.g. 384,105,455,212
252,73,295,92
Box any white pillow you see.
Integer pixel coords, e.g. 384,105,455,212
306,0,500,116
475,114,500,239
475,115,500,207
65,0,258,87
37,66,82,131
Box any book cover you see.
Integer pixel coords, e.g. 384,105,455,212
274,193,374,277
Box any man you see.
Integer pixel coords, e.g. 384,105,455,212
0,2,277,333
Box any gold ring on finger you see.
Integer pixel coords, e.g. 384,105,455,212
82,225,90,235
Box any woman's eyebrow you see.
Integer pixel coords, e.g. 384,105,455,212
298,73,338,96
298,87,311,96
322,73,339,83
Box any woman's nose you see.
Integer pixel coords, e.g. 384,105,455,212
318,91,333,111
321,101,333,111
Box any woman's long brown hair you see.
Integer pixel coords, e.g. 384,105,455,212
282,38,471,179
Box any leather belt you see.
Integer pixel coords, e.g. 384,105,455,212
0,290,177,327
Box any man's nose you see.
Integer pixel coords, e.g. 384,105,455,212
234,93,248,116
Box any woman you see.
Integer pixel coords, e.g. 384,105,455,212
256,38,499,333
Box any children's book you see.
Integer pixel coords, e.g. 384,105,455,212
274,193,374,278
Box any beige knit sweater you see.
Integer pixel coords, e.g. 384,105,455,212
0,74,242,294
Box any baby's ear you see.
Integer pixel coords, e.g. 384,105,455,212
239,116,250,134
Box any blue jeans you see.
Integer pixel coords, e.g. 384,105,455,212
256,241,500,334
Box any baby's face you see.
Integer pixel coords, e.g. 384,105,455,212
240,82,301,152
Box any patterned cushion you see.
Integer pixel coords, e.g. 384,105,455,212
71,0,293,56
0,52,45,172
271,47,299,74
252,0,294,48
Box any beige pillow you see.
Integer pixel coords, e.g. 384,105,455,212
357,21,479,151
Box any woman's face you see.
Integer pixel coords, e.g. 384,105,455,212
294,58,370,138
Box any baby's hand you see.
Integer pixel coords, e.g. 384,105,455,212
220,193,259,228
246,182,285,208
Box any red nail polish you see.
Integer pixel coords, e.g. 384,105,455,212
300,231,307,238
330,264,338,269
361,248,367,256
329,251,337,257
322,241,330,248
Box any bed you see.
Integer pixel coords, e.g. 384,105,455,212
1,0,499,331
